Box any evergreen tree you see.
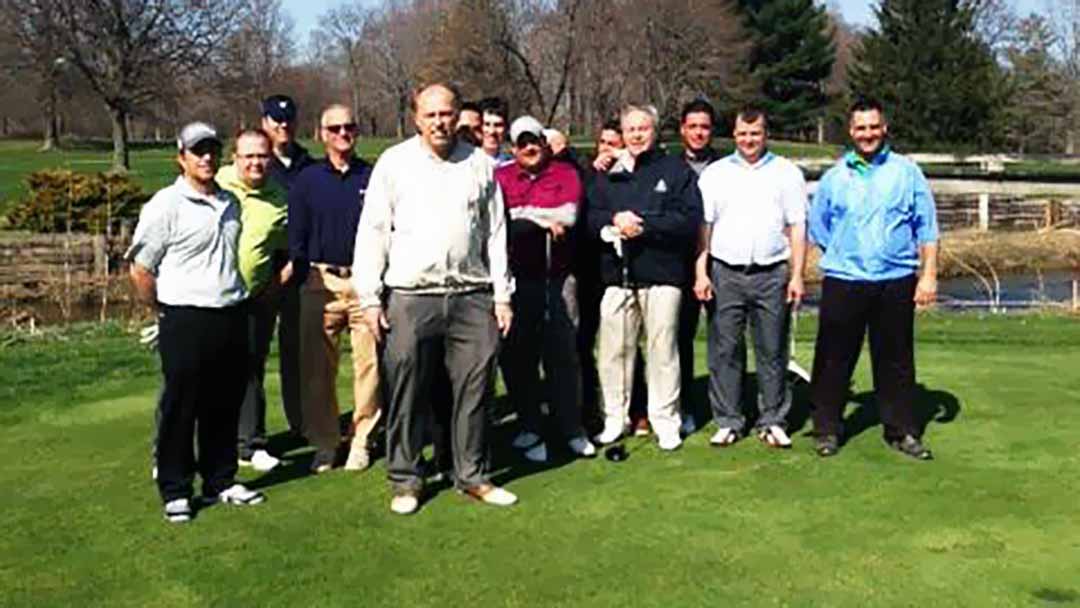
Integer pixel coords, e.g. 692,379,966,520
848,0,1009,148
737,0,835,139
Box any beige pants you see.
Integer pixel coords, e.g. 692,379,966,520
299,266,381,452
597,285,682,438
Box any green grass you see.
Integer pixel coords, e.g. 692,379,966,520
1,314,1079,606
0,138,398,217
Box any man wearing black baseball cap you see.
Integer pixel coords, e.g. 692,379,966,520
261,94,314,191
260,94,310,438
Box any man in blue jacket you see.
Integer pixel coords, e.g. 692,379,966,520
588,104,703,451
808,97,938,460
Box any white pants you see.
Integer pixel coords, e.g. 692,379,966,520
597,285,682,438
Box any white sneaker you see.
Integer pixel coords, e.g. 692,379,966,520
657,432,682,451
240,449,281,472
680,413,697,436
595,423,624,445
567,436,597,458
310,448,336,474
511,431,541,449
390,492,420,515
758,425,793,449
710,427,738,447
213,484,266,506
343,444,371,471
466,485,518,507
163,498,192,523
151,465,158,481
524,442,548,463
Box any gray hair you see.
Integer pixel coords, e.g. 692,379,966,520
619,104,660,129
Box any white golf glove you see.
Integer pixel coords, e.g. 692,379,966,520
139,323,159,350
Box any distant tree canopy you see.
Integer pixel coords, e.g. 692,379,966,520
736,0,835,140
848,0,1008,148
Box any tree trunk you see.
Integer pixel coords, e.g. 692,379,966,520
1068,128,1076,156
39,87,59,152
108,104,131,171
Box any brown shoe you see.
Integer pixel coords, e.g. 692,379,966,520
460,483,518,507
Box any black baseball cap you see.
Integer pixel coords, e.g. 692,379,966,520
262,95,297,123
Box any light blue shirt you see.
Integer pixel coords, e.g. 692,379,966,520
809,147,938,282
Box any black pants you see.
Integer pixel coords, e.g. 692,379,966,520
238,297,278,459
678,285,701,406
156,304,248,503
810,275,917,439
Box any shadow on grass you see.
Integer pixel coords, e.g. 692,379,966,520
841,383,961,443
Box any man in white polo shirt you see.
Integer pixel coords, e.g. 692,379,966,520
693,107,807,449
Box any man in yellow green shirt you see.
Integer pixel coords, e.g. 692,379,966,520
216,129,291,471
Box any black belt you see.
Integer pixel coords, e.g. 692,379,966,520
712,257,785,274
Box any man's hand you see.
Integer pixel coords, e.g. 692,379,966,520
914,274,937,307
549,222,567,241
787,275,805,308
495,302,513,337
694,274,713,302
279,261,293,286
592,151,616,172
363,306,390,343
613,211,643,239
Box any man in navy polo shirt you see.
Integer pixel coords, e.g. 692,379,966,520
289,104,381,474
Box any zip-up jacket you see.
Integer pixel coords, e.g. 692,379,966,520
587,148,703,287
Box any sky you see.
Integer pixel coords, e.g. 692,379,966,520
282,0,1053,41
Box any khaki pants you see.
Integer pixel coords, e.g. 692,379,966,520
299,266,381,452
597,285,683,438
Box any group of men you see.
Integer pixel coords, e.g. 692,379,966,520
128,81,939,523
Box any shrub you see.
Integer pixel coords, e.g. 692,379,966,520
3,169,146,233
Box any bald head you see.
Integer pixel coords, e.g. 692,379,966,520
413,83,459,158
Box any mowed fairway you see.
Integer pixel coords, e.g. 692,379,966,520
1,314,1078,606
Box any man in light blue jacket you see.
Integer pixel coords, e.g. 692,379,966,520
807,97,939,460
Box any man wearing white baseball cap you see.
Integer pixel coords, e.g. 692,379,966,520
128,122,265,523
496,116,596,463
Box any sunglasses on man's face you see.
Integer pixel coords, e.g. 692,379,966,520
323,123,358,135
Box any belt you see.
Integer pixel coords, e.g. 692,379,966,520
712,257,785,274
312,263,351,279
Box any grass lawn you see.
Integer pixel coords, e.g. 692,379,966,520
1,314,1078,606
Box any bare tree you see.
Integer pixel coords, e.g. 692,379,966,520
0,0,68,150
46,0,242,171
216,0,296,128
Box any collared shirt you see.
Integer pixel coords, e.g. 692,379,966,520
352,136,512,307
699,151,807,266
126,176,247,307
288,156,372,281
682,146,722,176
216,164,289,293
809,147,939,282
267,141,314,191
495,159,582,280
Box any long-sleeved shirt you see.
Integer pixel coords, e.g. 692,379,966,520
809,147,938,282
352,136,512,308
288,157,372,282
267,141,314,191
698,151,806,266
216,164,289,293
494,159,581,280
586,148,703,287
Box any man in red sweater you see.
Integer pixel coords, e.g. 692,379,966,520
495,116,597,463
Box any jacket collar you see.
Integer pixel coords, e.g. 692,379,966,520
845,145,891,175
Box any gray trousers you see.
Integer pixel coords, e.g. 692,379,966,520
500,276,585,441
707,259,792,431
383,290,499,492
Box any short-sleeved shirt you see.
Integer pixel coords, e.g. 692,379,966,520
698,151,807,266
809,147,938,282
126,176,247,307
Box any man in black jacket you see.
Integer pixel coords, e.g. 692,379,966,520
588,104,703,451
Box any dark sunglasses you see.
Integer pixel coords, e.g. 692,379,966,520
515,133,544,148
323,123,358,135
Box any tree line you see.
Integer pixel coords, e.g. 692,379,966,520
0,0,1077,172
